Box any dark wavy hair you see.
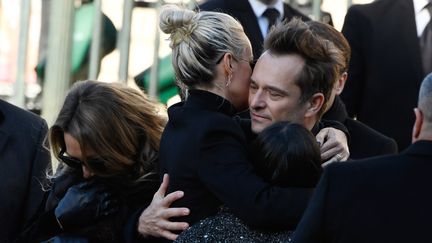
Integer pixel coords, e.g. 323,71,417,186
251,121,322,187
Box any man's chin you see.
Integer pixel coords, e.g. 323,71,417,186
251,122,266,134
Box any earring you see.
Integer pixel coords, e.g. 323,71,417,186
226,74,232,87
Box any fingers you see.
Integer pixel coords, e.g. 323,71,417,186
321,149,340,162
320,140,342,161
158,174,170,196
159,230,180,241
159,220,189,232
162,190,185,207
315,128,329,146
160,207,190,219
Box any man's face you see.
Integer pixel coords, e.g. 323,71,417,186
249,52,308,133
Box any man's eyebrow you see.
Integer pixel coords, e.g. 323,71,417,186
266,85,289,95
249,78,289,95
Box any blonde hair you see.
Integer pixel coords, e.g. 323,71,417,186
159,4,250,88
50,81,166,185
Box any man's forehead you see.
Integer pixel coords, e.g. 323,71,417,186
251,53,303,90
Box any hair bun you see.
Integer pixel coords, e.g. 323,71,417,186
159,5,198,48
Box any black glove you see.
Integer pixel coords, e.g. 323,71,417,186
54,179,119,230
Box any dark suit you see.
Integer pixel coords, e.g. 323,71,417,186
160,90,313,229
199,0,308,60
292,140,432,243
341,0,425,150
0,100,51,241
323,96,398,159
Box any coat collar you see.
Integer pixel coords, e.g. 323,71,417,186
403,140,432,157
322,96,348,123
180,89,238,117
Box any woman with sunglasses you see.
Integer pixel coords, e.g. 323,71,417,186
16,80,165,243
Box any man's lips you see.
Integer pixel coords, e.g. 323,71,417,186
250,112,270,121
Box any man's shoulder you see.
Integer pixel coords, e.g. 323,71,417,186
345,118,398,158
325,153,404,182
347,0,404,17
0,99,46,129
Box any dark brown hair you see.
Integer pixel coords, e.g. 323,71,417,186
49,81,166,184
264,18,345,117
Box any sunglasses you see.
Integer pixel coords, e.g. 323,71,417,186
58,148,107,172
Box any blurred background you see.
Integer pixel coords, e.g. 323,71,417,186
0,0,373,125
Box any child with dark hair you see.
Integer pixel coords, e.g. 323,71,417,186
176,121,322,242
251,121,322,188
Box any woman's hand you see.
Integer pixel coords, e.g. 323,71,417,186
316,127,350,167
138,174,190,241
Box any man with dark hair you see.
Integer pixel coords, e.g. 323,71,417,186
292,73,432,243
249,18,345,155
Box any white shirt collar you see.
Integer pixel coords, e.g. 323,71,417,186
248,0,285,18
413,0,431,36
413,0,429,13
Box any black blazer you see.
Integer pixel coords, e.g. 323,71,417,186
199,0,308,60
292,140,432,243
0,100,51,241
341,0,425,150
323,96,398,159
159,90,313,230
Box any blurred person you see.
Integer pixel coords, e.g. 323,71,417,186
0,99,51,242
307,20,399,158
199,0,309,61
292,72,432,243
16,80,164,242
340,0,432,150
176,122,321,242
294,0,334,26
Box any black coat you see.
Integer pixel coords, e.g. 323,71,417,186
292,140,432,243
159,90,313,230
199,0,308,60
341,0,425,150
0,100,51,241
323,96,398,159
16,168,159,243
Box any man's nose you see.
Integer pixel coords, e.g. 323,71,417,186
249,90,265,109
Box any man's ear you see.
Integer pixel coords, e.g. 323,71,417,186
305,93,325,118
412,108,423,143
335,72,348,95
